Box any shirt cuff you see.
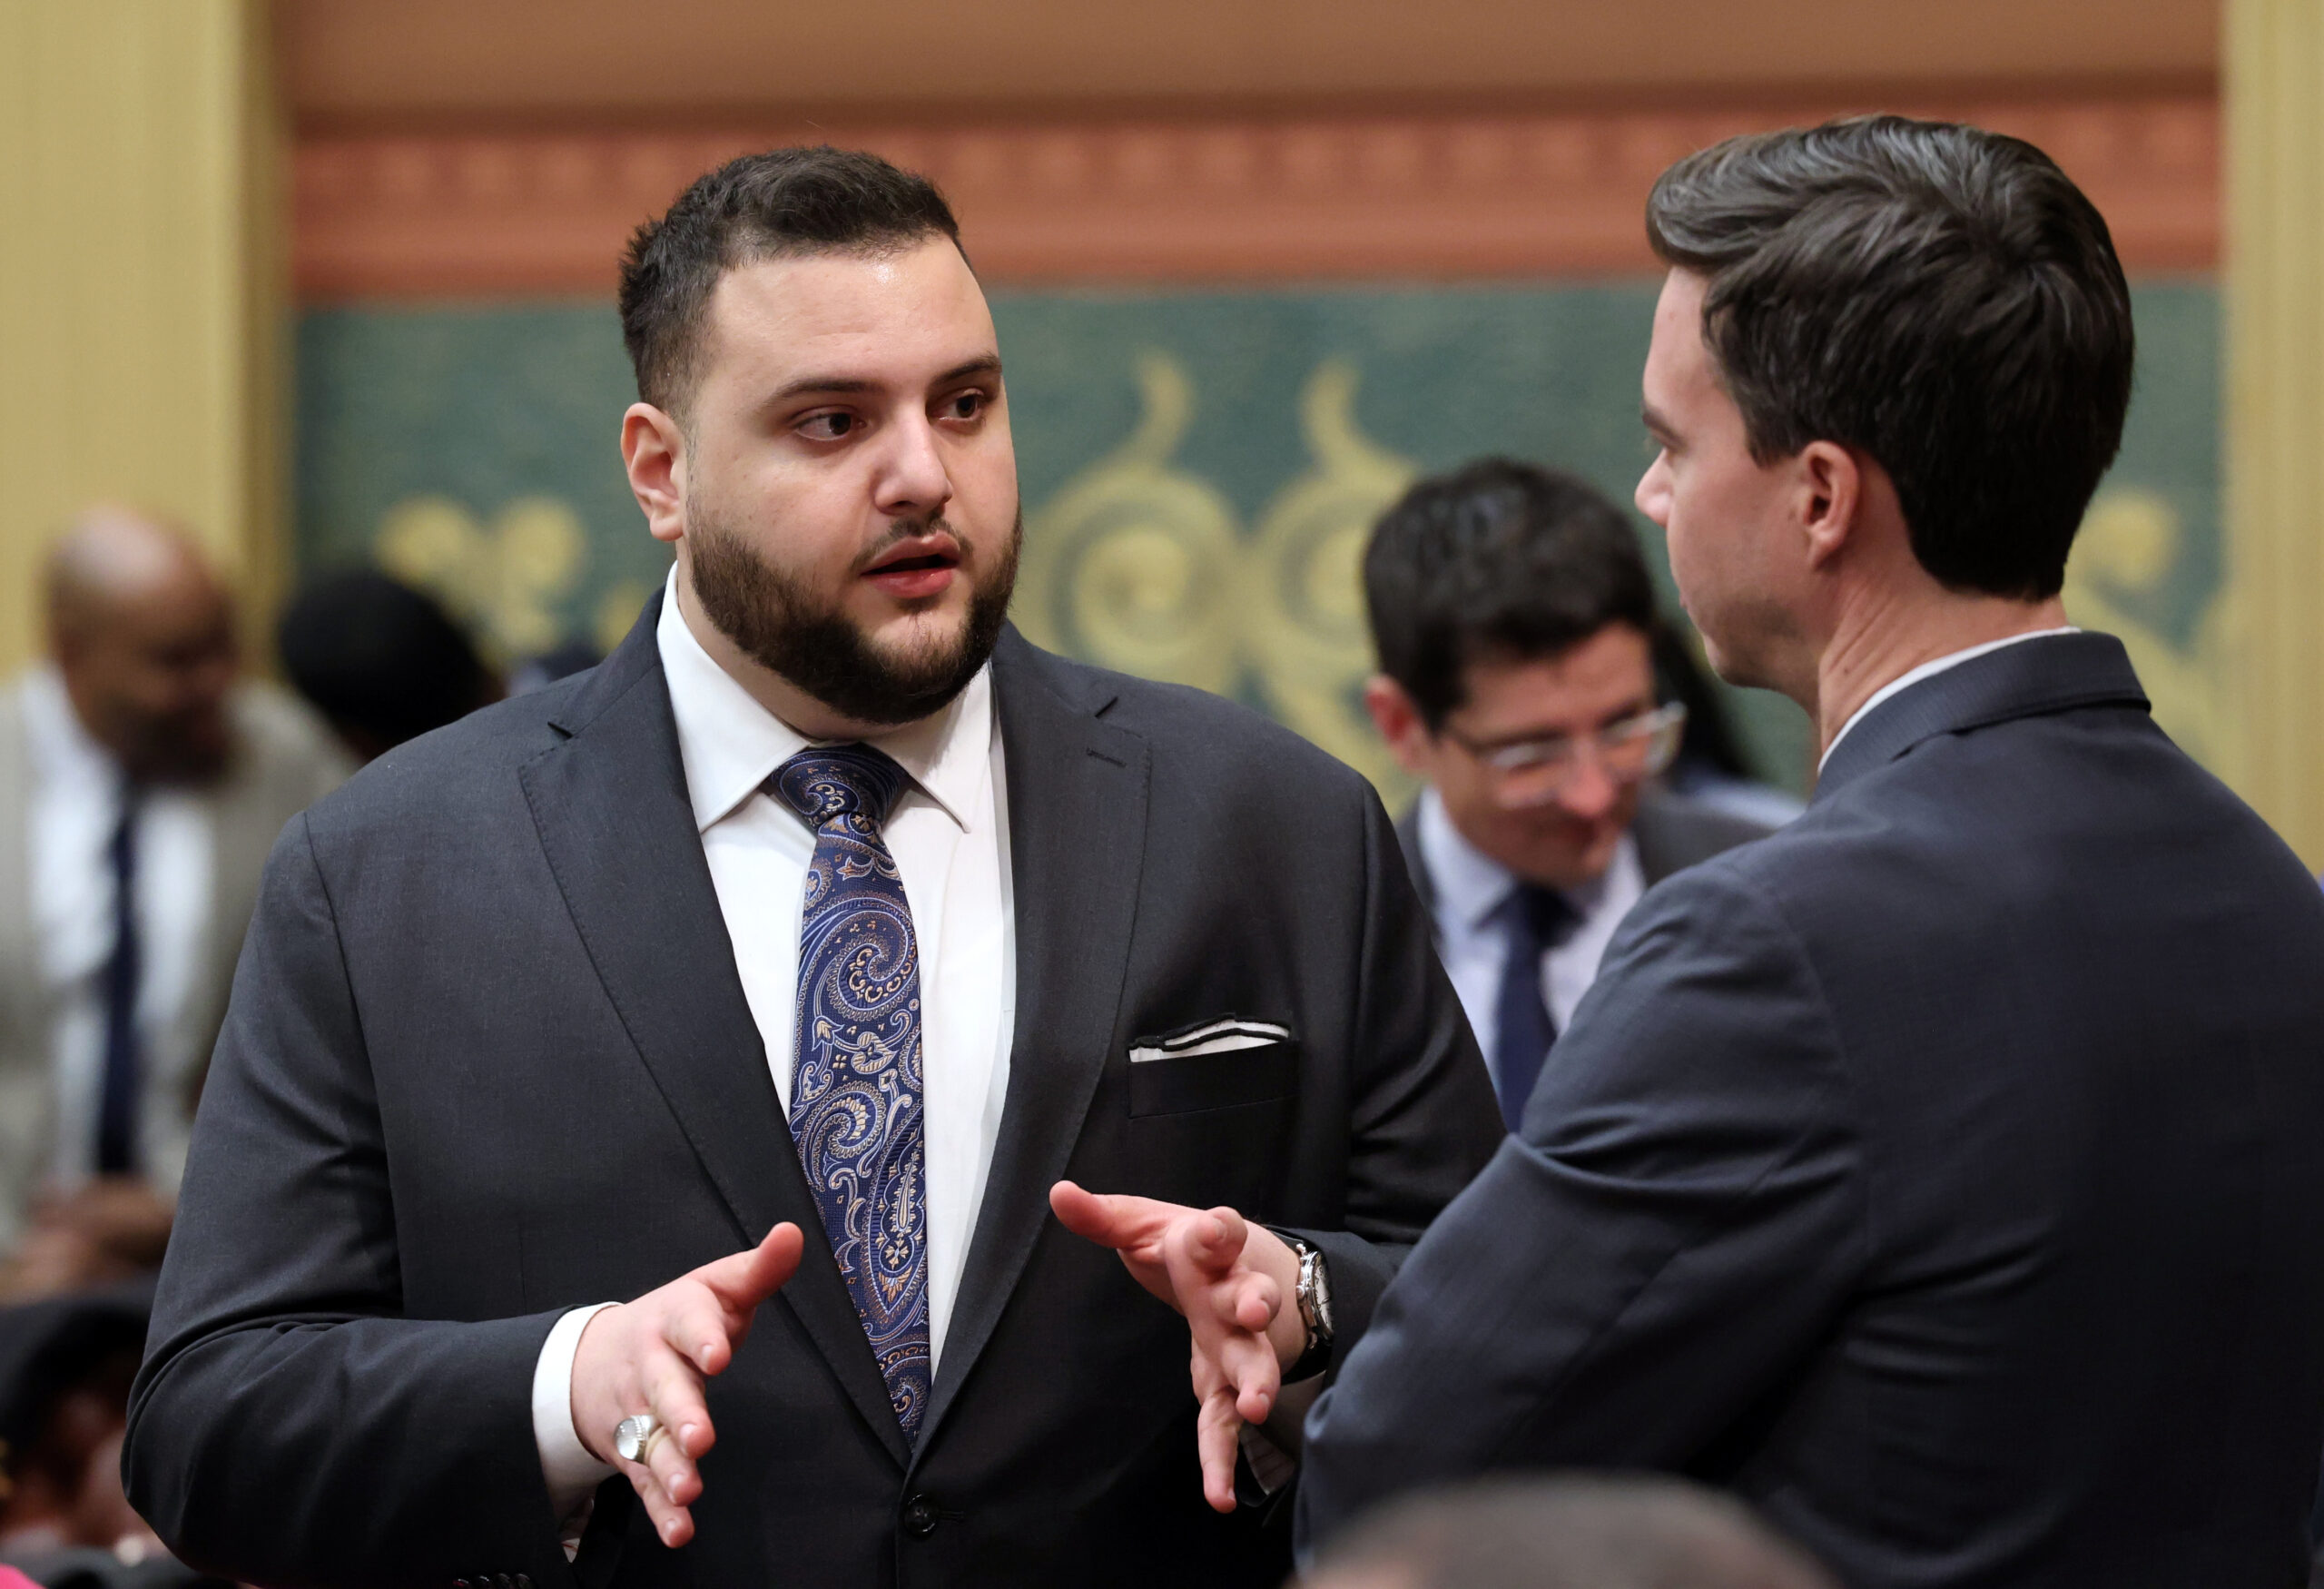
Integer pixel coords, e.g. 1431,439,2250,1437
533,1302,618,1522
1236,1369,1325,1496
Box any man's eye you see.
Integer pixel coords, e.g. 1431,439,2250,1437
799,412,857,440
942,391,987,422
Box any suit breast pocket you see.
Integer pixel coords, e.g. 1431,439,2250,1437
1127,1018,1300,1118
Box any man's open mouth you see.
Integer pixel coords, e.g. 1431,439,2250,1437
862,536,963,597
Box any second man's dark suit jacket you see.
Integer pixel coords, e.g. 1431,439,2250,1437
122,599,1505,1589
1303,634,2324,1587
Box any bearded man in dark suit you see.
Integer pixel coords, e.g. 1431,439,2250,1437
122,147,1503,1588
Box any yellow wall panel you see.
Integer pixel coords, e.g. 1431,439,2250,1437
2226,0,2324,866
0,0,282,672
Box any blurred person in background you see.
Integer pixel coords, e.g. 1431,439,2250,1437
276,568,503,765
0,1289,226,1587
1362,459,1770,1128
0,509,349,1264
1298,1475,1836,1589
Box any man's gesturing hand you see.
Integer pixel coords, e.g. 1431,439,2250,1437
1049,1181,1305,1513
569,1223,803,1547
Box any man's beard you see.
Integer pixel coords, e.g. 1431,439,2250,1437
690,506,1020,727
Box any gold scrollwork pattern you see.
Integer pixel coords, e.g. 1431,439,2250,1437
1243,360,1417,798
374,493,588,662
2063,486,2241,775
1016,352,1246,695
1019,354,1417,797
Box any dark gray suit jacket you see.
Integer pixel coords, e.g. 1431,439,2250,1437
1303,635,2324,1587
123,603,1504,1589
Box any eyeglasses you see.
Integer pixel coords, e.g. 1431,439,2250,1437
1441,702,1689,807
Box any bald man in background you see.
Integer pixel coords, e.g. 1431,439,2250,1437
0,509,348,1260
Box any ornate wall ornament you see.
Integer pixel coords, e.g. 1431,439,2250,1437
2063,486,2240,775
1245,361,1417,798
1020,355,1418,798
374,492,587,661
1015,351,1245,693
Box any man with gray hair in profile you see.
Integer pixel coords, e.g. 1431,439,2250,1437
1301,1476,1836,1589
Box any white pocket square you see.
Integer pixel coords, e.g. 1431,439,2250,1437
1129,1018,1293,1064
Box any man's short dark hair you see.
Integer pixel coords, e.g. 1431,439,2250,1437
618,145,962,414
1364,458,1659,729
1645,114,2134,601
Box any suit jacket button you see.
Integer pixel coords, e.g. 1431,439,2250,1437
902,1494,939,1536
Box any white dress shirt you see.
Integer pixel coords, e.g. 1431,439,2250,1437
1416,786,1645,1058
19,666,212,1185
1818,628,2081,771
533,579,1017,1515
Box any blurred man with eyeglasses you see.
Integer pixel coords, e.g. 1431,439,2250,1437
1359,459,1770,1129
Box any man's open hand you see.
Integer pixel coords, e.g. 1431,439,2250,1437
569,1223,803,1546
1049,1181,1305,1512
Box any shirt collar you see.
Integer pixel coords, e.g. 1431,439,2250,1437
1416,785,1624,931
19,664,123,796
655,570,989,835
1817,627,2080,772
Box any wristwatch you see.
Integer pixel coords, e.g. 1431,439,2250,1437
1272,1229,1335,1382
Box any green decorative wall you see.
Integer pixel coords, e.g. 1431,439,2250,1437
296,281,2222,797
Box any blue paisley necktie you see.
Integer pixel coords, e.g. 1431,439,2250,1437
770,745,931,1440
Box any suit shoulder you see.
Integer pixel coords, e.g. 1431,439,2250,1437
1633,788,1777,879
1003,634,1373,793
298,675,589,835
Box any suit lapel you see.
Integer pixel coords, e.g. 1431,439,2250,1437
520,597,911,1468
916,629,1149,1450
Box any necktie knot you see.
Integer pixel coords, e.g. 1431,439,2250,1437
772,745,908,830
1512,883,1578,952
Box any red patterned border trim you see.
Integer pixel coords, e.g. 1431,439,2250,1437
295,93,2217,299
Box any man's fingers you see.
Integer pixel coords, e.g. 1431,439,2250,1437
1185,1207,1250,1272
625,1460,697,1550
694,1223,803,1318
643,1415,701,1510
643,1348,714,1469
1222,1269,1281,1336
1049,1181,1179,1252
661,1288,739,1377
1218,1329,1282,1426
1196,1387,1244,1515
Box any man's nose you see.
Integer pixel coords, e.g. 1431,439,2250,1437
1635,459,1669,527
1555,751,1620,820
872,413,954,518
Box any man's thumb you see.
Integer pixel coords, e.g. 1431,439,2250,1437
705,1222,804,1309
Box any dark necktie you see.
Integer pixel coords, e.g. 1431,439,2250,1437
97,788,143,1174
770,745,931,1441
1490,883,1576,1132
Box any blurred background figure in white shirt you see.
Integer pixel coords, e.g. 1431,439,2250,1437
0,508,348,1281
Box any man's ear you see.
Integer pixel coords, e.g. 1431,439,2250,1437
1364,676,1436,777
622,403,689,545
1797,440,1863,572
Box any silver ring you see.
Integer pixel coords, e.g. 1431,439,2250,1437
614,1413,663,1464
